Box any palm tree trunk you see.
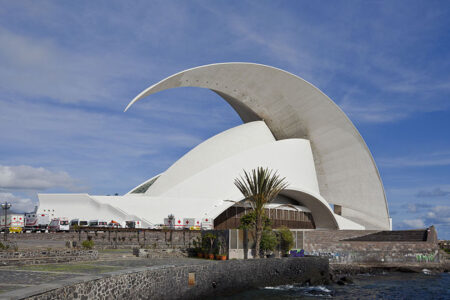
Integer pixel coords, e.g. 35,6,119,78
255,217,263,259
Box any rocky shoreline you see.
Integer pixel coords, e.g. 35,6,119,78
329,261,449,284
330,261,450,281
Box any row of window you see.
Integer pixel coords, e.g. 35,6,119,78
221,206,313,222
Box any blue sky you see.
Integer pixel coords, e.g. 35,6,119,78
0,1,449,238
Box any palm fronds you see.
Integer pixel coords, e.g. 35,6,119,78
234,167,288,212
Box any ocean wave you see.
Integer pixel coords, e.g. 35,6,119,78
263,284,333,297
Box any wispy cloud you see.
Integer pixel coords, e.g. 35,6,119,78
406,203,432,213
425,206,450,226
397,205,450,235
416,187,450,198
0,27,151,104
379,151,450,168
401,219,425,228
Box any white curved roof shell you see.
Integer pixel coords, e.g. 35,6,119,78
126,63,390,230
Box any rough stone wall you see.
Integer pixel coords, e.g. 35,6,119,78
26,257,328,300
0,249,97,266
7,230,201,249
302,230,441,263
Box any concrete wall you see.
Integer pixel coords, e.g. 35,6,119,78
26,257,329,300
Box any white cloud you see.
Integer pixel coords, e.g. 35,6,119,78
425,206,450,226
0,165,76,190
0,192,35,213
401,219,425,228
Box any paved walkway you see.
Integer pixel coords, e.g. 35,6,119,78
0,250,215,299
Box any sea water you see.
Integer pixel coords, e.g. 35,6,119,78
218,272,450,299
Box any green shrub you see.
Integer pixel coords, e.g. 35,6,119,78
82,239,95,249
239,211,271,230
260,229,278,253
192,236,202,253
278,226,294,253
0,242,14,251
202,233,217,254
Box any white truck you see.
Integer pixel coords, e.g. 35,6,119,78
0,214,25,233
25,213,50,232
48,218,70,232
201,217,214,230
183,218,202,230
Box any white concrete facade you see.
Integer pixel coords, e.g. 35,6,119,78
38,63,391,230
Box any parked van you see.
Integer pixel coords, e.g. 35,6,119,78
88,220,108,227
125,220,142,229
48,218,70,232
25,213,50,232
70,219,88,228
0,214,25,233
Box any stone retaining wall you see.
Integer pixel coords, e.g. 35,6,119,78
7,230,201,249
301,229,441,264
26,257,328,300
0,249,98,266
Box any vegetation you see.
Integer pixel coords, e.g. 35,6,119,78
278,226,294,253
239,211,271,230
192,236,202,254
203,232,217,254
0,242,18,251
259,228,278,256
234,167,288,258
0,242,7,250
82,239,95,249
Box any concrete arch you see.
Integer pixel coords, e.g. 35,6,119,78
125,63,390,230
280,188,339,229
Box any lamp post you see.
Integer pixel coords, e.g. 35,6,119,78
1,202,12,241
168,214,174,229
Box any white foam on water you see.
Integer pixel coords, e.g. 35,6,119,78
422,269,431,275
263,284,333,297
263,284,295,290
304,286,332,293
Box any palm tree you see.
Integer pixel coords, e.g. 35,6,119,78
234,167,288,258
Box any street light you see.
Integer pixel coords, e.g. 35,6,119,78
1,202,12,241
168,214,174,229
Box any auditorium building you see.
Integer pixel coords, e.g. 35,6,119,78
38,63,392,231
